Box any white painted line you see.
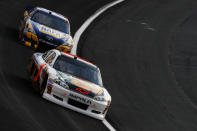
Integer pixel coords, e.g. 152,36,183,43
71,0,125,55
103,119,116,131
72,0,125,130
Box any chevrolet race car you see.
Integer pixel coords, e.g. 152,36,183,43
18,6,73,53
27,49,111,120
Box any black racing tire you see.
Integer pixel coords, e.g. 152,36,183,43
40,75,48,96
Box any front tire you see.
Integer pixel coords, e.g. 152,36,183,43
40,75,48,96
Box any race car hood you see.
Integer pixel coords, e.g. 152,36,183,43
30,20,71,46
56,71,103,97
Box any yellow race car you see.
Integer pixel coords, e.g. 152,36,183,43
18,6,73,53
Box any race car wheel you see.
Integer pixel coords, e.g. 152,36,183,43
40,75,48,96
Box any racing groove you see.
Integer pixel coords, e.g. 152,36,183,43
0,0,113,130
78,0,197,130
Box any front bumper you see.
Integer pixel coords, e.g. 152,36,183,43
42,82,109,120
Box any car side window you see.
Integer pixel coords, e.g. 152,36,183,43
42,51,52,60
45,52,56,64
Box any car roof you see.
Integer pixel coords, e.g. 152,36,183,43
58,51,98,69
35,7,69,22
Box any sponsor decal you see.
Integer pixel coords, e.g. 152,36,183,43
69,93,91,105
75,88,90,95
37,25,62,38
67,82,95,98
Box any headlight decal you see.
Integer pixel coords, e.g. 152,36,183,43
94,96,105,101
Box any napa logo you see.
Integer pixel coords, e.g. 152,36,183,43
37,25,62,39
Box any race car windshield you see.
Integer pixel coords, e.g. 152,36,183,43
31,11,69,34
53,55,102,86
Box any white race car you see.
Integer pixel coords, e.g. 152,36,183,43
28,49,111,120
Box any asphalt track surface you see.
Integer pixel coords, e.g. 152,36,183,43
1,0,197,131
79,0,197,130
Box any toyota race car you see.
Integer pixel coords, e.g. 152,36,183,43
18,6,74,53
27,49,111,120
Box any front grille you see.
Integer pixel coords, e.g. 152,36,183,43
53,94,63,101
68,98,88,110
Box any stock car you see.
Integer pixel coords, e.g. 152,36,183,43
18,6,73,52
27,49,111,120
